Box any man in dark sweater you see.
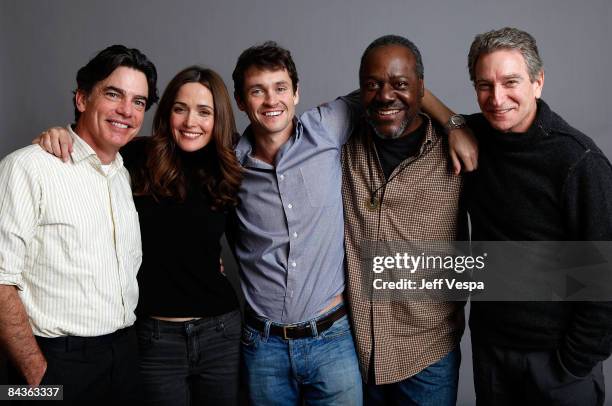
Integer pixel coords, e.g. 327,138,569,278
423,26,612,405
463,27,612,405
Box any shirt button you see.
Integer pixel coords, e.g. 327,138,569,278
291,261,297,267
279,174,285,180
287,204,293,209
292,232,298,238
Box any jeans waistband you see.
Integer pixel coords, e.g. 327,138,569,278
138,309,240,337
245,303,346,340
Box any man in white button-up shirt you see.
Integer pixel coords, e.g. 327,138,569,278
0,45,158,401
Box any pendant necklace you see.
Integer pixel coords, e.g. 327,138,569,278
366,140,383,212
366,194,379,211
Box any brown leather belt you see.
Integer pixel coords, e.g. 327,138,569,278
245,305,346,340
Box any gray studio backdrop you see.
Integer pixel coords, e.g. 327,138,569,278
2,0,611,404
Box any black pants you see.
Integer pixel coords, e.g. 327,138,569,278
136,309,241,406
473,341,605,406
8,326,140,404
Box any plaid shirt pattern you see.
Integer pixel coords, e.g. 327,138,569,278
341,115,464,384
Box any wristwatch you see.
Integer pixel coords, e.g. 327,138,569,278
444,114,466,133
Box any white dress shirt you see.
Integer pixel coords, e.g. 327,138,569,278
0,126,142,337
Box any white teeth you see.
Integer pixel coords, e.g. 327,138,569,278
181,131,202,139
110,121,128,129
264,111,282,117
378,110,400,116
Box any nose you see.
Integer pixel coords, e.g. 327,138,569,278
116,98,133,117
376,83,395,103
184,111,196,128
490,84,505,107
263,90,278,106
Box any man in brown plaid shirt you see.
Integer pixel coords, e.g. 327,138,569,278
342,35,472,405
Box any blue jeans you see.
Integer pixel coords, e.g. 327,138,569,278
241,304,363,405
364,347,461,406
136,309,241,406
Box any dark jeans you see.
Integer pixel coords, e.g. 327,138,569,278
364,348,461,406
7,326,140,404
136,309,241,406
473,341,605,406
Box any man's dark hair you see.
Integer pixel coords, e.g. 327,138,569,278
359,35,424,79
232,41,299,101
73,44,159,121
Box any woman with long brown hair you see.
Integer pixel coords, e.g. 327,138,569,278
37,66,243,405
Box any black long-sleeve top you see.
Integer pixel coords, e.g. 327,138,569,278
121,138,239,317
465,99,612,377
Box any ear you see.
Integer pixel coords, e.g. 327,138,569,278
234,92,246,111
418,79,425,99
533,70,544,99
75,89,88,113
293,85,300,106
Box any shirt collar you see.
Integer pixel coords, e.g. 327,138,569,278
235,126,254,165
235,117,302,167
68,125,124,171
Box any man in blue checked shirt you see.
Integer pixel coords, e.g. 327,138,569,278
229,41,363,405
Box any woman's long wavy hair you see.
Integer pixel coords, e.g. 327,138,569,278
131,66,242,209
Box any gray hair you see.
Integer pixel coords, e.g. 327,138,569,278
468,27,543,83
360,35,424,79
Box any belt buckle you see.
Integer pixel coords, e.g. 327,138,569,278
283,325,290,340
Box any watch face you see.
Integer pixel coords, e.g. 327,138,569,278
451,115,466,126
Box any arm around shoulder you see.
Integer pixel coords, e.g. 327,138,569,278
423,89,479,174
312,90,362,147
33,126,73,162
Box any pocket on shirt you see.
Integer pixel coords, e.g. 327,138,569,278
299,158,339,208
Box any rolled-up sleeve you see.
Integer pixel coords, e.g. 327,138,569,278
0,152,41,290
310,91,362,147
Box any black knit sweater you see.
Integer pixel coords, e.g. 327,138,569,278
465,99,612,377
121,138,239,317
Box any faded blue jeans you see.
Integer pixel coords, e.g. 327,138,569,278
364,347,461,406
241,304,363,405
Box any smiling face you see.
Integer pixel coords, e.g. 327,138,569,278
474,49,544,133
236,66,299,140
170,82,214,152
75,66,148,163
360,44,424,139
